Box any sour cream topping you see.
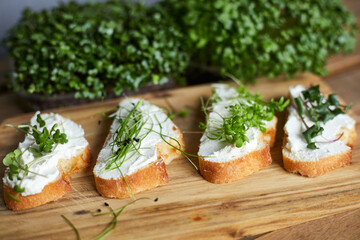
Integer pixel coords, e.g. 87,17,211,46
3,112,88,196
284,85,355,161
198,84,272,162
94,98,179,179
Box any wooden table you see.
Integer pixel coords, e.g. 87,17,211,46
0,1,360,239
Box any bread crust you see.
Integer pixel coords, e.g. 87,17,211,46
263,117,277,148
4,146,91,210
283,149,352,177
282,114,356,177
199,144,272,184
339,124,357,148
58,145,92,178
95,158,169,199
198,116,276,184
94,125,184,199
157,128,185,165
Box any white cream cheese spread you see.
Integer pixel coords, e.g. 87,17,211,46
94,98,179,179
283,85,355,161
3,112,88,196
198,84,273,162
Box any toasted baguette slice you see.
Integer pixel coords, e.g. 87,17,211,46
198,84,277,183
94,98,184,199
282,85,356,177
199,142,271,183
3,112,91,210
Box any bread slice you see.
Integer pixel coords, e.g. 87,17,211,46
4,146,91,210
198,84,277,183
3,112,91,210
93,98,184,199
282,85,356,177
199,142,271,184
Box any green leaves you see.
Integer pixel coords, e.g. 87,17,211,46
5,1,188,99
14,185,25,193
105,100,146,172
167,108,190,120
199,122,207,131
6,193,20,202
2,148,27,192
202,85,289,148
295,97,305,116
31,114,69,153
158,0,357,82
5,0,357,97
28,147,43,158
328,93,339,107
294,85,352,149
3,113,70,196
303,123,324,149
37,114,46,127
270,97,290,112
301,85,351,124
3,149,22,166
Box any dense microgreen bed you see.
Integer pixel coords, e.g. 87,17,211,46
4,1,188,98
158,0,357,81
4,0,357,99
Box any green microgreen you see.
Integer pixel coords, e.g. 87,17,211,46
167,108,190,120
61,198,149,240
103,101,146,172
179,109,190,118
61,215,81,240
3,113,69,198
102,99,202,189
92,198,149,240
163,98,191,120
291,85,352,149
200,84,289,148
3,148,28,194
158,0,357,82
6,192,20,202
5,1,188,99
151,115,199,171
101,100,154,198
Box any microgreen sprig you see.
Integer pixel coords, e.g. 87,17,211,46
3,113,69,199
163,98,191,120
200,85,289,148
61,198,149,240
103,99,202,185
152,115,199,171
292,85,352,149
101,100,152,198
103,101,146,172
6,114,68,156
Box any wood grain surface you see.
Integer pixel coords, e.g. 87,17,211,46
0,73,359,240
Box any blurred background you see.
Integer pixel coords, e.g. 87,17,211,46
0,0,359,122
0,0,158,58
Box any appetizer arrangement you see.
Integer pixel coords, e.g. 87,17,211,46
283,85,356,177
2,112,91,210
1,83,356,212
94,98,184,198
198,84,289,183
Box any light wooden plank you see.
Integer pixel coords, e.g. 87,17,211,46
0,73,359,240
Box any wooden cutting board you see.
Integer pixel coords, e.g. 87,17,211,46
0,73,359,240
